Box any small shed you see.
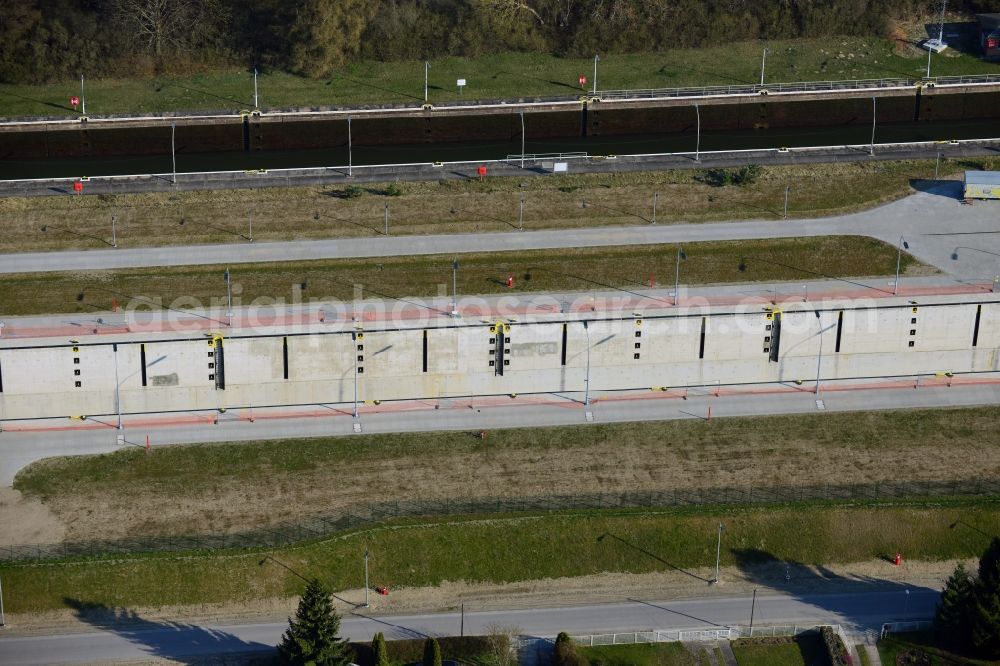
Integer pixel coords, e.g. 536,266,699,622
978,14,1000,58
965,171,1000,200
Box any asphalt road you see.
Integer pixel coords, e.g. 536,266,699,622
2,181,998,280
0,590,939,665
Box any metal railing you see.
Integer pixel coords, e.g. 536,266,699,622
2,480,997,562
880,620,934,638
570,624,829,645
593,73,1000,102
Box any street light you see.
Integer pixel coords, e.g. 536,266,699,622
870,97,877,156
424,61,431,102
593,54,600,94
652,192,658,225
713,523,724,583
583,320,591,406
518,192,525,231
80,74,87,115
520,111,526,169
814,312,837,395
352,330,360,419
224,268,233,326
451,259,459,316
760,48,769,87
364,546,370,608
894,236,909,295
951,247,1000,292
783,185,791,219
694,104,701,162
347,116,352,178
253,67,259,108
111,215,117,248
171,123,177,185
674,247,687,306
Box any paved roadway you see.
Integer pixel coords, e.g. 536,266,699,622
2,181,999,280
0,590,939,665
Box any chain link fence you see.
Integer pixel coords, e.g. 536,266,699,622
2,479,998,562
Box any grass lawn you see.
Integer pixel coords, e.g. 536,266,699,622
2,501,999,613
878,631,1000,665
0,235,927,316
731,635,826,666
2,38,998,118
13,407,998,542
1,159,993,255
578,642,697,665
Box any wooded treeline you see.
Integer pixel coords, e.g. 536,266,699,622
3,0,1000,83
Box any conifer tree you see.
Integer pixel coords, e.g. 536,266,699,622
971,538,1000,657
278,578,352,666
935,563,973,648
422,637,442,666
372,631,389,666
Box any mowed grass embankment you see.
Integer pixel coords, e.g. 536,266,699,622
2,502,999,613
1,37,998,117
13,407,1000,542
0,235,928,316
0,159,990,255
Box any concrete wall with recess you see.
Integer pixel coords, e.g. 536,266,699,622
1,294,998,422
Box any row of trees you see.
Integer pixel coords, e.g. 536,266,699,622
4,0,1000,83
936,537,1000,658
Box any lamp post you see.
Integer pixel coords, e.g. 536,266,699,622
352,331,359,419
749,588,757,631
652,192,658,225
926,40,933,79
80,74,87,115
364,546,370,608
870,96,877,156
593,54,599,94
903,588,910,618
583,320,591,406
951,246,1000,292
935,151,942,180
424,61,431,102
0,574,5,628
519,192,525,231
520,111,526,169
384,203,389,236
347,116,352,178
894,236,909,295
694,104,701,162
813,312,838,395
253,67,259,108
674,247,687,306
111,215,117,248
783,185,791,219
451,259,459,316
714,523,724,583
113,343,122,429
171,123,177,185
760,48,769,87
224,268,233,326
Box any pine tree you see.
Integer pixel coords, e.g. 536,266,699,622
936,563,974,648
972,538,1000,657
278,578,352,666
423,637,442,666
372,631,389,666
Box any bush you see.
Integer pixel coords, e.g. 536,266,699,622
383,182,403,196
553,632,587,666
701,164,763,187
343,185,364,199
423,637,442,666
350,636,491,666
820,626,852,666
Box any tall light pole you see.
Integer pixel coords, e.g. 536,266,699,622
714,523,724,583
451,259,459,317
674,247,687,306
694,104,701,162
814,312,837,395
519,192,525,231
520,111,526,169
583,320,591,406
384,203,389,236
870,96,877,156
760,48,769,87
652,192,658,225
424,61,431,102
364,546,370,608
783,186,791,219
926,40,933,79
935,151,942,179
937,0,948,45
0,574,5,628
80,74,87,115
171,123,177,185
113,342,122,430
248,210,254,243
353,332,359,419
894,236,909,295
224,268,233,326
111,215,117,248
253,67,259,108
593,54,600,94
347,116,352,178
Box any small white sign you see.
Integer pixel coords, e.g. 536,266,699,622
553,162,568,173
457,78,466,87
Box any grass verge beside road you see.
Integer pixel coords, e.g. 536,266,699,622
1,159,992,255
13,407,997,541
0,235,926,316
1,38,998,117
730,637,826,666
1,501,998,613
577,642,698,665
877,631,995,665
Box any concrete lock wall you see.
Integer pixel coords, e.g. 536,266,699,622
1,294,998,422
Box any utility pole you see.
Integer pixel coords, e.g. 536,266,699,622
783,185,790,219
111,215,117,248
749,588,757,631
364,547,370,608
713,523,724,583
